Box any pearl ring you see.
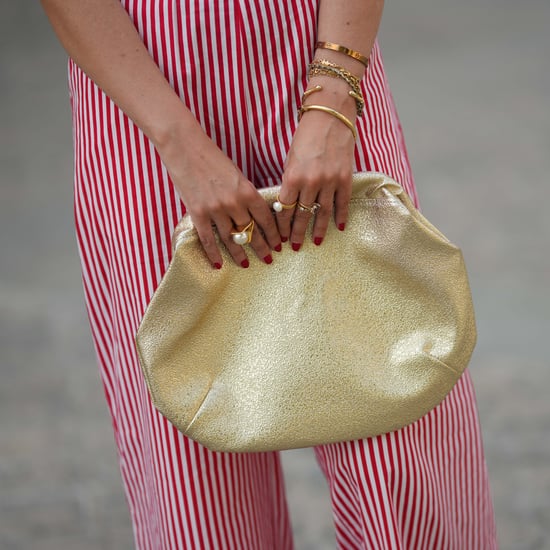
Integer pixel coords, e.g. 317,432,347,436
231,219,255,245
272,195,297,213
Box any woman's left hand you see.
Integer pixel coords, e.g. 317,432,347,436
276,78,358,250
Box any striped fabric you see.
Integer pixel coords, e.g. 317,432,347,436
69,1,496,548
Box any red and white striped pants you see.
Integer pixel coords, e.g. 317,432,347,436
69,1,496,548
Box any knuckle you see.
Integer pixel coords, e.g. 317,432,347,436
200,234,216,250
301,175,320,193
323,170,348,190
337,179,353,197
252,202,272,222
240,184,259,202
338,166,353,181
207,200,224,217
191,205,208,222
281,173,302,193
227,202,244,217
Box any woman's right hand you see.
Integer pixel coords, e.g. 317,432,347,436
157,123,282,269
40,1,280,270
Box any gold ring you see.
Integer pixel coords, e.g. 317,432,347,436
272,195,297,213
297,202,321,215
231,219,255,245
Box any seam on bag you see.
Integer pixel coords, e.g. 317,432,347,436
422,351,462,375
185,384,213,432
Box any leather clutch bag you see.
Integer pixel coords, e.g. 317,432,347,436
135,172,476,453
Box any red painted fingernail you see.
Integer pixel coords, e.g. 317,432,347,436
291,242,301,252
274,243,282,252
241,259,250,268
281,236,288,243
314,236,323,246
263,254,273,264
213,262,222,270
338,223,346,231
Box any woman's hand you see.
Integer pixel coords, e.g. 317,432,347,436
276,76,358,249
158,122,281,269
41,0,280,269
276,0,384,248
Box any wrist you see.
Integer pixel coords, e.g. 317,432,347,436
305,76,359,122
313,48,366,80
149,107,205,161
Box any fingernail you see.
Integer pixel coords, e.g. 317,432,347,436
281,236,288,243
241,259,250,268
314,236,323,246
274,243,282,252
291,242,301,252
213,262,222,270
263,254,273,265
338,223,346,231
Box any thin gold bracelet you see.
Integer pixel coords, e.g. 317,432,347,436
298,104,357,140
316,41,370,67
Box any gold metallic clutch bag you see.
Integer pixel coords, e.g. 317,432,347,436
136,172,476,453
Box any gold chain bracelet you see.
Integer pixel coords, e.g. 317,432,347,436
308,60,365,116
309,59,361,91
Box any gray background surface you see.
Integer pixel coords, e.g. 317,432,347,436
1,1,549,548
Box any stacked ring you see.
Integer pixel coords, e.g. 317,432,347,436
231,219,255,245
297,201,321,215
272,195,297,213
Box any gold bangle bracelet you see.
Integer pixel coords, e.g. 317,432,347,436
298,104,357,140
316,41,370,67
301,84,323,103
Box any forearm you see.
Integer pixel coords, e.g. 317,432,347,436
300,0,385,131
317,0,385,78
40,0,200,151
41,0,284,269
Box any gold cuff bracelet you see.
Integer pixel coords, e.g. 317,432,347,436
316,41,370,67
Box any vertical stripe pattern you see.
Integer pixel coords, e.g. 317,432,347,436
69,1,495,548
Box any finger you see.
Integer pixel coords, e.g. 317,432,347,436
226,190,278,264
248,223,275,264
228,212,273,265
311,187,335,245
245,190,282,252
274,190,299,242
334,178,353,231
289,192,318,251
193,215,225,269
215,217,251,268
